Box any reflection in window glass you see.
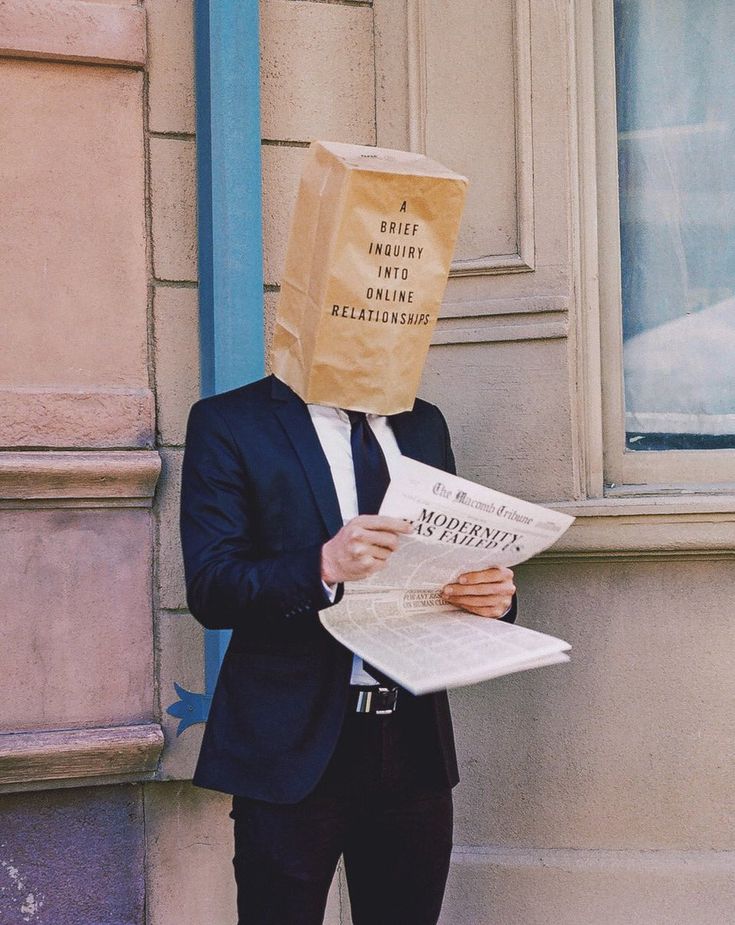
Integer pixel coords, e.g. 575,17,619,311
615,0,735,450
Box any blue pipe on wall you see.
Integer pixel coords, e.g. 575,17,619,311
168,0,264,734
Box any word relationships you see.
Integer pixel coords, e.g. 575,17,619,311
333,203,433,326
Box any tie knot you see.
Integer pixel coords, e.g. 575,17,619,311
345,410,368,428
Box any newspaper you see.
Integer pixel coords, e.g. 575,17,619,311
320,457,575,694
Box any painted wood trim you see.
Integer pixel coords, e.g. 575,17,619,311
612,449,735,490
0,723,164,788
569,0,605,499
591,0,629,486
0,450,161,503
407,0,535,276
0,0,146,67
0,387,155,449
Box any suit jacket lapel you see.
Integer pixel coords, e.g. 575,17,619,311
389,408,432,464
270,376,344,538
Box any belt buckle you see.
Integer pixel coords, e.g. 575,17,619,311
355,685,397,714
375,686,398,715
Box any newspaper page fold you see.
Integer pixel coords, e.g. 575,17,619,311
320,457,575,695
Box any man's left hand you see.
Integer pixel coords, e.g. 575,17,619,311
442,566,515,619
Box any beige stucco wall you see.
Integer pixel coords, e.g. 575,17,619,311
2,1,733,924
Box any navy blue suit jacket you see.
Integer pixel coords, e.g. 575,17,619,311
180,375,513,803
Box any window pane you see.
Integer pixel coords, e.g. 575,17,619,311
615,0,735,451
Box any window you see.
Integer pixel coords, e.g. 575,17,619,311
589,0,735,488
615,0,735,453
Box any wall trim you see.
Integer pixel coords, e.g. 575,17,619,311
407,0,535,275
540,495,735,559
568,0,606,498
0,0,146,68
452,844,735,872
0,387,155,449
433,314,568,346
0,723,164,791
442,294,570,320
0,450,161,506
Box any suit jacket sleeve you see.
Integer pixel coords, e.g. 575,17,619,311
180,401,333,631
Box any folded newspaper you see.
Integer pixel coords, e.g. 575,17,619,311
319,457,575,694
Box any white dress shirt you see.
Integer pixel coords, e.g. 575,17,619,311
307,404,403,685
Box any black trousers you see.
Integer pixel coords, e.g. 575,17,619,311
230,696,454,925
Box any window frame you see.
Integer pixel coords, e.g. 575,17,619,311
577,0,735,495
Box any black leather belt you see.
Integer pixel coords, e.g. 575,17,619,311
349,684,398,715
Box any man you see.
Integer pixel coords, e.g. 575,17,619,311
180,373,516,924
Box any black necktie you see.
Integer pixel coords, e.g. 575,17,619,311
346,411,391,515
346,411,395,686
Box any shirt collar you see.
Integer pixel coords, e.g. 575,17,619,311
307,404,385,424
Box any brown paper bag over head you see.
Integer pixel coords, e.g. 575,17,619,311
270,140,468,415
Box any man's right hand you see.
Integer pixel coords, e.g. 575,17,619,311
321,515,412,585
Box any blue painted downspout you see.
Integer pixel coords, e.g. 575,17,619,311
168,0,264,734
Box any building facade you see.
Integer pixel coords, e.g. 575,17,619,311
1,1,733,923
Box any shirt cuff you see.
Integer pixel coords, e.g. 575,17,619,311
321,580,338,603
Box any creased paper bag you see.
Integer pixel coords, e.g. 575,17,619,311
270,140,468,415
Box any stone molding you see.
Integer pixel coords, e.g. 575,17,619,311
0,0,146,67
0,387,155,449
406,0,534,275
543,495,735,560
0,450,161,506
0,723,164,790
